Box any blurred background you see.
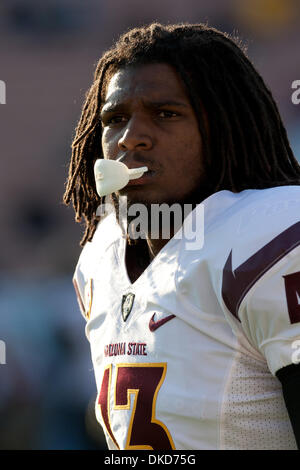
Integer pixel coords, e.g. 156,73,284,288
0,0,299,450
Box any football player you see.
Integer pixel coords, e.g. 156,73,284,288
64,23,300,449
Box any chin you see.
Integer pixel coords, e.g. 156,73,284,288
118,188,160,206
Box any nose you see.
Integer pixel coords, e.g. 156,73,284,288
118,116,153,152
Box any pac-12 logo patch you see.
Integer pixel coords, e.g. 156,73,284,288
121,293,135,321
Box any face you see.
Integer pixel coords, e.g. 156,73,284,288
100,63,205,206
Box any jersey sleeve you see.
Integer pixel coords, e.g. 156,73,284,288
73,260,89,320
72,236,97,321
73,264,88,320
71,209,122,321
239,242,300,376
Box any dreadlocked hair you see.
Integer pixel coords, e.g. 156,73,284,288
63,22,300,246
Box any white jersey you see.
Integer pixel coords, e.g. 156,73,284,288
73,186,300,450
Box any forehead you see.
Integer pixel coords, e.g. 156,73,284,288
103,63,189,105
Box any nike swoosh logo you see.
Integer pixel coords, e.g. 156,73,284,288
222,221,300,320
149,313,176,332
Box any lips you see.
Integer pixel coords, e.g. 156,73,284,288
126,169,155,186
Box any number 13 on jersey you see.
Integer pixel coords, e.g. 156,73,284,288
97,362,175,450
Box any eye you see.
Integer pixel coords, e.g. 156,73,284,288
157,110,179,119
102,115,128,126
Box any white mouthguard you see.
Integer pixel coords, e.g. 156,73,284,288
94,159,148,197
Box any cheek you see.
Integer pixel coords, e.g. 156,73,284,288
165,142,203,193
185,135,203,173
101,129,118,159
173,137,203,174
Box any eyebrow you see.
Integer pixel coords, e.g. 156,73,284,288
100,99,189,116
